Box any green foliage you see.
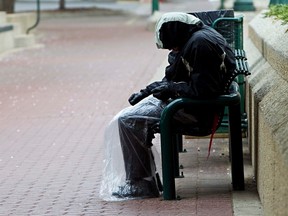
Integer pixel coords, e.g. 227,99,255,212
265,4,288,24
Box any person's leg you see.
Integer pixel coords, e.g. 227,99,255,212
113,96,166,198
118,115,158,180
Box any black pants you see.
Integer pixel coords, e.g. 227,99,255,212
117,96,201,181
117,97,165,180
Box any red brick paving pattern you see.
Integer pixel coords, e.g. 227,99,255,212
0,12,233,215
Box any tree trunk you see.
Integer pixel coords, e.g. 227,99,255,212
0,0,15,13
59,0,65,10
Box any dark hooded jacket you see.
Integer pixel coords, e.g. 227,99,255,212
153,12,236,130
155,12,236,99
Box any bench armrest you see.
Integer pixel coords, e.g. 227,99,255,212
160,92,241,126
211,15,244,28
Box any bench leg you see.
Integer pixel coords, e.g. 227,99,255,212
176,134,183,152
228,103,245,190
173,135,180,178
161,128,176,200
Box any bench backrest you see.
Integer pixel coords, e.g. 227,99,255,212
190,10,243,50
190,10,249,130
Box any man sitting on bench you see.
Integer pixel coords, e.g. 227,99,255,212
100,12,236,200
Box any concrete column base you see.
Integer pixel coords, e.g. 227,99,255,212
14,34,35,48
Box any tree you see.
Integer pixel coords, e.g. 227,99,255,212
60,0,65,10
0,0,15,13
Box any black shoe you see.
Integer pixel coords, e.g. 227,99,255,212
112,179,159,199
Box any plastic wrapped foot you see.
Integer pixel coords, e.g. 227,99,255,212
112,179,159,199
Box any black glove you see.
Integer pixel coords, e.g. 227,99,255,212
150,81,176,101
128,89,149,106
145,81,166,92
128,81,167,106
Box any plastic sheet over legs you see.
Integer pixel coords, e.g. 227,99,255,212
99,96,165,201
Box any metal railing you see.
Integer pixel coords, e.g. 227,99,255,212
27,0,40,34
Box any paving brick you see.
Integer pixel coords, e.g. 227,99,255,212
0,1,263,215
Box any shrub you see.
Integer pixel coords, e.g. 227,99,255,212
265,4,288,24
265,4,288,32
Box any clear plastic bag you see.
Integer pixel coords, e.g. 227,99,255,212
99,95,204,201
99,96,165,201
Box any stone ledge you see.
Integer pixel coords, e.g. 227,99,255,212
7,12,37,34
0,12,38,54
248,11,288,165
0,11,7,24
0,28,14,53
247,10,288,216
249,11,288,82
14,34,35,48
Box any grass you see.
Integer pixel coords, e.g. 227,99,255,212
265,4,288,24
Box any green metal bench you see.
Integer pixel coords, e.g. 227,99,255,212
191,10,248,134
159,10,250,200
212,15,248,134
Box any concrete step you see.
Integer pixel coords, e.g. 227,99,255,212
6,13,36,34
0,11,15,54
0,12,37,54
14,34,35,48
0,27,14,53
0,11,7,24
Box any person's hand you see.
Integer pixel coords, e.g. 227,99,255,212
151,81,175,101
128,90,149,106
128,80,167,105
145,81,164,92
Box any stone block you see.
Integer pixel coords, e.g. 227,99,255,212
14,34,35,48
247,9,288,216
0,27,14,53
0,11,6,24
7,12,36,34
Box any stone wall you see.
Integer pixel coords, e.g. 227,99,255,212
246,11,288,216
0,11,14,53
0,11,36,55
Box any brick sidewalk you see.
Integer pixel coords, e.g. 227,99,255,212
0,1,263,215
